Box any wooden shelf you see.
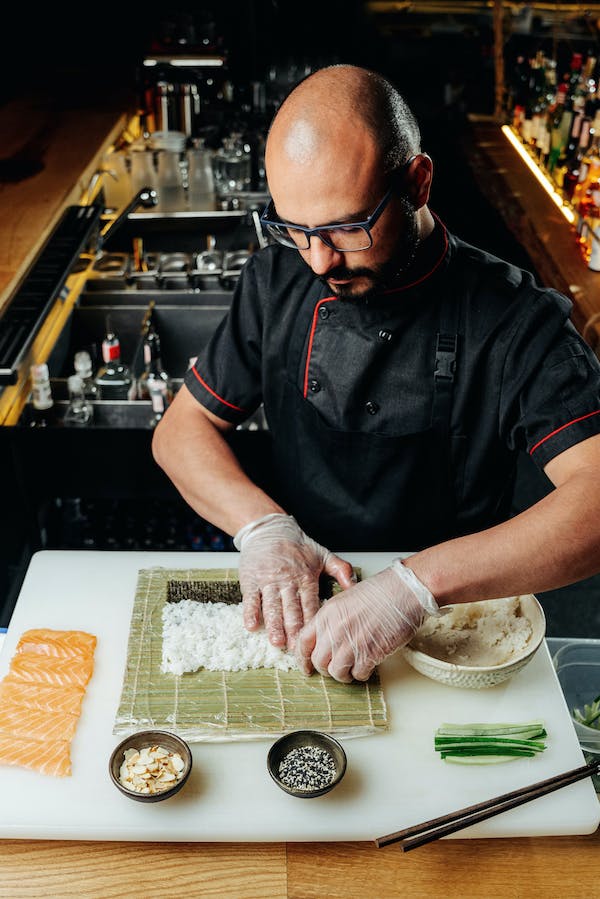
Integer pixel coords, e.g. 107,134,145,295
464,117,600,355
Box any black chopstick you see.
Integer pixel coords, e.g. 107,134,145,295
375,759,600,851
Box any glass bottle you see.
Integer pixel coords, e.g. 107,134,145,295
563,117,592,201
137,326,172,401
186,139,216,211
547,83,568,173
212,133,251,197
63,374,94,427
94,315,134,400
74,350,100,400
29,362,56,428
129,147,157,196
588,214,600,272
154,149,186,212
148,379,170,428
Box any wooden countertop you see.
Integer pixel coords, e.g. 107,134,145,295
0,832,598,897
0,94,127,310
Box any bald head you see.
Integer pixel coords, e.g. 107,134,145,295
266,65,421,176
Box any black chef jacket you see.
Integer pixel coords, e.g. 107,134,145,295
184,217,600,551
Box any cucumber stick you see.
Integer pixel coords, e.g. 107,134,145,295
434,720,547,765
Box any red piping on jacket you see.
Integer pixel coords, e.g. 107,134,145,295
529,409,600,456
303,296,338,397
302,218,450,398
190,366,246,412
381,215,449,295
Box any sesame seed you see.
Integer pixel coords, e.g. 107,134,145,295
278,745,337,792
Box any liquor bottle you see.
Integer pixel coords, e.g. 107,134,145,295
546,83,568,173
526,51,549,154
74,350,100,400
94,315,134,400
576,179,600,251
572,129,600,209
567,52,585,112
137,326,172,401
563,117,592,201
29,362,56,427
588,214,600,272
148,379,170,428
563,110,584,165
63,375,94,427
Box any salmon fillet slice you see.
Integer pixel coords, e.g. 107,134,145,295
0,627,96,777
16,629,97,659
8,651,94,688
0,734,71,777
0,701,79,743
0,681,85,715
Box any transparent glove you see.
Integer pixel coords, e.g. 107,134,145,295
234,513,356,650
295,558,440,683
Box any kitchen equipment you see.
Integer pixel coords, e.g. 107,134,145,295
0,550,597,842
267,730,347,798
554,642,600,754
402,595,546,689
375,758,600,851
158,252,192,290
109,730,192,802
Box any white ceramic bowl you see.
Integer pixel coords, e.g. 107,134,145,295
402,594,546,689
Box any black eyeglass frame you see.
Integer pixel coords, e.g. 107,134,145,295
259,154,417,252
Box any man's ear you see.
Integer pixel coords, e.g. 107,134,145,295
404,153,433,210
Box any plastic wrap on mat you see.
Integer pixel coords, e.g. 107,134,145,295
113,567,389,742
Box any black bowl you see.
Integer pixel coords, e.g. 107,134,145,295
109,730,192,802
267,730,347,798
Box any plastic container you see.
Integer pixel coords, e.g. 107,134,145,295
553,641,600,754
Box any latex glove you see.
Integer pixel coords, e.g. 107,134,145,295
295,558,440,683
234,512,356,650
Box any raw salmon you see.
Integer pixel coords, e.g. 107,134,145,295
8,652,94,688
0,627,96,777
0,681,85,715
16,629,97,659
0,701,78,742
0,734,71,777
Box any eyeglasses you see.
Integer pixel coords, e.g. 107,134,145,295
260,155,416,252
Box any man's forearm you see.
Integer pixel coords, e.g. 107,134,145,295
405,469,600,606
152,386,284,537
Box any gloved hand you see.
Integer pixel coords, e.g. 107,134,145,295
235,513,356,650
295,558,441,683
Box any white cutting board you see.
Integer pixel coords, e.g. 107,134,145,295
0,550,597,843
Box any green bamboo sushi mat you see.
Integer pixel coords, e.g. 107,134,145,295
114,567,388,742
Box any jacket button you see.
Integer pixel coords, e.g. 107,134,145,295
378,329,393,341
309,379,321,393
365,400,379,415
319,306,330,320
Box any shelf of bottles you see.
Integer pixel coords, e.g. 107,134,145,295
507,48,600,272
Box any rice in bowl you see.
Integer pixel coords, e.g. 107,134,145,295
402,595,546,689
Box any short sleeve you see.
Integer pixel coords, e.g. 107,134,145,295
499,288,600,468
183,255,263,425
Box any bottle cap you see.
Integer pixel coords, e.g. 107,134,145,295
68,375,84,393
30,363,49,382
74,351,93,373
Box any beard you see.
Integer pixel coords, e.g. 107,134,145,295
321,197,420,301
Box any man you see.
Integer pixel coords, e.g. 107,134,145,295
152,64,600,684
